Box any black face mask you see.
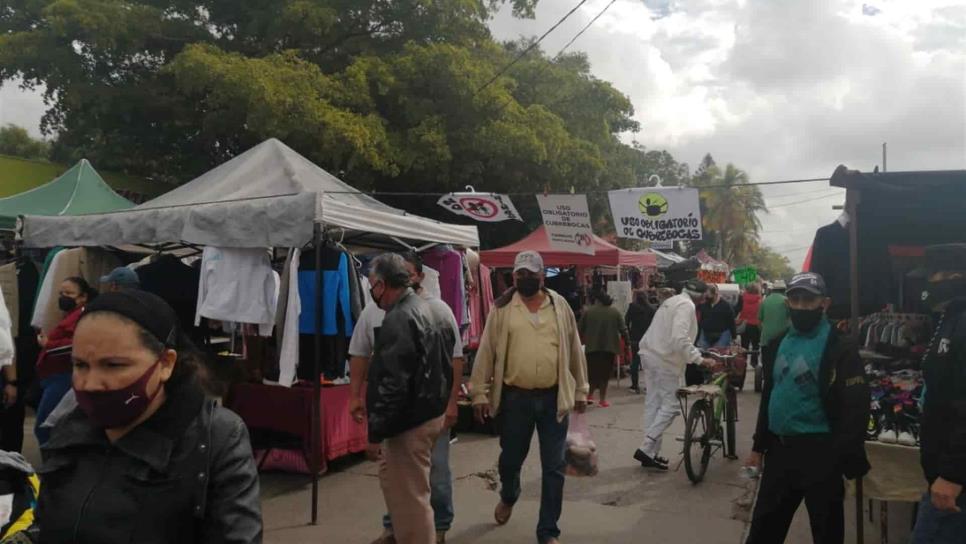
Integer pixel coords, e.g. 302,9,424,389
516,277,541,297
58,295,78,313
789,307,824,333
411,282,422,293
369,283,384,308
922,278,966,310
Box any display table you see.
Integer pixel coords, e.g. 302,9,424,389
227,383,368,474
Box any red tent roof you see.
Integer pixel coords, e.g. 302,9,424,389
480,226,657,268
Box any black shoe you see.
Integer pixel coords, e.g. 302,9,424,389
655,456,670,465
633,449,669,471
629,386,641,394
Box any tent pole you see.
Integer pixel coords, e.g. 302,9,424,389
311,223,325,525
846,187,863,544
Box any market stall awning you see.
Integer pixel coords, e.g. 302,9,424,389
19,139,479,248
480,226,656,268
651,249,687,268
0,159,134,230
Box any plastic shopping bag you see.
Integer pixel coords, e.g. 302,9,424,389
565,412,598,477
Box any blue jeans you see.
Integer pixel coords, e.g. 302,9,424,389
910,491,966,544
34,372,72,446
698,329,732,349
383,429,454,532
498,387,568,544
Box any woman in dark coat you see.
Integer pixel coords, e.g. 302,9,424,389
35,290,262,544
579,291,629,407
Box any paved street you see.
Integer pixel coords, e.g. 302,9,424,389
259,370,876,544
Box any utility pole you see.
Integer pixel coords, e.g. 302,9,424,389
882,142,887,172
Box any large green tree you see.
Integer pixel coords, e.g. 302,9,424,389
0,124,50,160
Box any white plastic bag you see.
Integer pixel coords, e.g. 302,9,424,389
565,412,598,477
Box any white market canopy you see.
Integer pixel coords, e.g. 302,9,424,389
19,138,479,249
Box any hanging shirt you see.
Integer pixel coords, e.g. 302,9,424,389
421,247,464,327
0,287,13,368
297,247,354,336
768,319,832,436
195,247,278,326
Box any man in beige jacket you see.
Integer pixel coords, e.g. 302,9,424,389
471,251,589,544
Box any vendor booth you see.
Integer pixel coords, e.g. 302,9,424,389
17,138,479,523
0,159,134,230
806,165,966,543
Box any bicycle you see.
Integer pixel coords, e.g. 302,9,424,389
675,350,741,484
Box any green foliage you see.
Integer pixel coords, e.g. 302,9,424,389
0,155,163,198
0,124,50,160
690,156,767,265
744,244,796,281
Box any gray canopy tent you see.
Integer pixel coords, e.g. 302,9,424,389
18,138,479,523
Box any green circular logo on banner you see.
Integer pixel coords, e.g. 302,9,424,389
638,193,669,217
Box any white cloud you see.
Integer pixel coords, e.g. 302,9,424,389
0,79,46,138
490,0,966,266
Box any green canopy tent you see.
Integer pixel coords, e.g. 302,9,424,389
0,159,134,229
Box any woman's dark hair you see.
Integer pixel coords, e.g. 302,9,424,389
634,290,648,306
64,276,98,301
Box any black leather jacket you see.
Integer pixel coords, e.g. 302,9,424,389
920,301,966,485
36,380,262,544
754,326,871,480
366,290,455,443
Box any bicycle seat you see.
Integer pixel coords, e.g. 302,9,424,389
676,384,722,399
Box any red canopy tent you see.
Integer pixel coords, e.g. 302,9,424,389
480,226,657,268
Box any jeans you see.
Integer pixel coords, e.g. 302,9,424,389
498,387,568,544
383,428,454,532
698,329,732,349
639,361,682,458
630,354,642,390
34,372,72,446
910,491,966,544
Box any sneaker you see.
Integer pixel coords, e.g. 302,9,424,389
629,386,641,394
897,431,916,447
877,429,898,444
655,456,670,465
633,449,669,471
599,401,611,408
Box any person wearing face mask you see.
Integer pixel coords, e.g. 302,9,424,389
470,251,588,544
745,272,869,544
910,244,966,544
34,289,262,543
348,252,463,544
633,279,715,471
364,253,456,544
33,277,96,446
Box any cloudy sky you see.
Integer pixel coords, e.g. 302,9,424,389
2,0,964,268
490,0,966,268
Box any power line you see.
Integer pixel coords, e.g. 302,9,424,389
474,0,590,96
768,191,844,209
765,186,842,201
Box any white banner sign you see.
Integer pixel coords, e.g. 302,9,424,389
437,192,521,222
536,194,595,255
607,187,703,243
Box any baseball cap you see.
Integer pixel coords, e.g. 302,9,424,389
683,279,708,295
787,272,826,297
100,267,140,287
513,251,544,274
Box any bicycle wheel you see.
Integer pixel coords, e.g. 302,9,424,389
725,387,738,459
683,399,714,484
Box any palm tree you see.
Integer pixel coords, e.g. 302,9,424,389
692,162,767,265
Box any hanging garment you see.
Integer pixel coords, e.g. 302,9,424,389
421,246,464,326
297,246,354,336
480,263,495,319
422,266,442,300
31,248,120,334
277,249,301,387
195,247,278,326
0,263,19,339
465,249,484,347
137,255,202,339
0,288,13,368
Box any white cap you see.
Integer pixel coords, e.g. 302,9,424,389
513,251,544,274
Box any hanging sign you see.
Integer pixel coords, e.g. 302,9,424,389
607,187,703,242
732,266,758,286
536,194,595,255
437,192,521,222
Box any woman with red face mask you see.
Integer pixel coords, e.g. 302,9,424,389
34,277,95,446
34,289,262,544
